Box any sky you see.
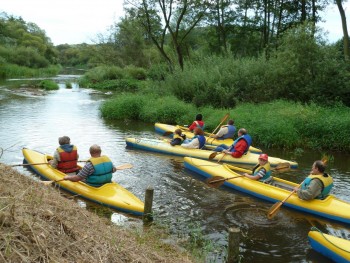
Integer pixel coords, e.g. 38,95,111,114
0,0,349,45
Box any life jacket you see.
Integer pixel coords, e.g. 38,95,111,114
173,134,185,142
232,134,252,154
57,145,79,173
221,125,236,139
301,174,333,199
192,135,206,149
252,162,272,182
86,156,113,187
194,121,206,130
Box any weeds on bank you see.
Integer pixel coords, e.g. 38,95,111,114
100,93,350,152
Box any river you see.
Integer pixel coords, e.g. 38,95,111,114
0,75,349,262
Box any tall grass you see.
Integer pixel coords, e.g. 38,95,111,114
100,95,350,152
0,64,60,79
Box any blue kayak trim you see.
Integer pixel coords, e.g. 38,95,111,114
308,236,349,263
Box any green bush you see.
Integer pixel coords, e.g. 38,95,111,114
39,80,59,90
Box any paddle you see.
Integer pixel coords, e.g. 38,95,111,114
207,113,230,143
11,160,88,167
206,163,291,188
41,163,134,186
267,181,303,219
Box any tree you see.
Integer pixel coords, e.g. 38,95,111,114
125,0,210,71
335,0,349,60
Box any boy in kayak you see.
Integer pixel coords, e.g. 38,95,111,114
294,160,333,200
243,154,272,183
49,136,79,173
170,129,186,146
63,144,117,187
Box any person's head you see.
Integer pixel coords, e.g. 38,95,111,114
312,160,326,175
258,153,268,163
194,127,204,135
58,136,70,145
237,128,247,137
228,119,234,125
195,114,203,121
174,128,182,135
89,144,102,157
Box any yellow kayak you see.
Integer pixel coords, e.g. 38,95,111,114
308,227,350,262
183,157,350,225
155,122,262,154
126,137,298,169
22,148,144,216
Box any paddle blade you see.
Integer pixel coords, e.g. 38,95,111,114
116,163,133,170
273,163,291,173
209,152,218,160
267,201,283,219
42,181,55,186
206,176,226,188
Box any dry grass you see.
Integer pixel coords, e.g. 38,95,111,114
0,164,194,263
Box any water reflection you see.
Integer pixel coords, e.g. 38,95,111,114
1,76,350,262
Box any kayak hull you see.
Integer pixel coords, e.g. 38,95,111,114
22,148,144,216
183,157,350,225
126,137,298,169
308,229,350,263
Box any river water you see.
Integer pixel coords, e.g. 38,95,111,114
1,75,349,262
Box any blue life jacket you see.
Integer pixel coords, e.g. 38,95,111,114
232,134,252,154
192,135,206,149
301,174,333,199
221,125,236,139
86,156,113,187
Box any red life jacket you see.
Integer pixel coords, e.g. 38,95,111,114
56,145,79,173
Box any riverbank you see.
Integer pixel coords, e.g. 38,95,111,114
0,164,194,262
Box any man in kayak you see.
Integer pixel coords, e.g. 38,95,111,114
243,154,272,183
213,128,252,158
181,127,206,149
170,129,186,146
49,136,79,173
209,119,236,140
188,114,205,132
63,144,117,187
294,160,334,200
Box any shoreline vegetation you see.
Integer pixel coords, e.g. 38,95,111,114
0,164,195,262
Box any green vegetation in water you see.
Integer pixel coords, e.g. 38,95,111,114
39,80,59,90
100,94,350,152
65,81,72,89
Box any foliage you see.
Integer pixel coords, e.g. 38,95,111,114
0,64,60,79
100,94,350,152
89,79,141,92
39,80,59,90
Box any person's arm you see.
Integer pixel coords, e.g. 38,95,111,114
296,179,323,200
64,162,94,182
212,127,227,138
245,168,266,180
225,140,247,158
188,122,196,131
170,138,181,146
181,138,199,148
49,150,60,168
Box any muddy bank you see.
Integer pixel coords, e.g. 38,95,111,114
0,164,193,263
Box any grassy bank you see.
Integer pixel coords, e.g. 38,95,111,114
100,94,350,152
0,164,194,262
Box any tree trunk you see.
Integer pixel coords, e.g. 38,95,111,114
336,0,350,60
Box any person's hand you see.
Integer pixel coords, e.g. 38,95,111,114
293,186,299,192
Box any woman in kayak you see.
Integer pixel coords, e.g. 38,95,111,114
181,127,206,149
